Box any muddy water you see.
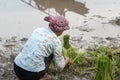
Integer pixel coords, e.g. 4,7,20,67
0,0,120,39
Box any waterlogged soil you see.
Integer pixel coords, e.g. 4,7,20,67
0,37,93,80
0,36,120,80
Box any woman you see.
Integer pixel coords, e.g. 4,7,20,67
14,15,70,80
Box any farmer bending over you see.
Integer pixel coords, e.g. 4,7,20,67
14,15,71,80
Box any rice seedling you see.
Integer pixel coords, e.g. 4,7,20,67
49,34,120,79
97,46,118,56
62,34,71,49
62,34,89,74
94,54,114,80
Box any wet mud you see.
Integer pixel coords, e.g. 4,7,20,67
0,36,120,80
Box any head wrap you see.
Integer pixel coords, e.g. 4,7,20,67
44,15,70,32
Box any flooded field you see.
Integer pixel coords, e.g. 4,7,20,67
0,0,120,38
0,0,120,80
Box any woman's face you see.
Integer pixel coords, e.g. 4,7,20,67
55,31,63,36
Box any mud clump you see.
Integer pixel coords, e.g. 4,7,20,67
109,16,120,26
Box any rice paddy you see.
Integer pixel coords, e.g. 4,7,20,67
49,34,120,80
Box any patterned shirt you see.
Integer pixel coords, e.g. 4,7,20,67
14,27,65,72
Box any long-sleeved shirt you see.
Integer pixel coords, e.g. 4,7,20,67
14,27,65,72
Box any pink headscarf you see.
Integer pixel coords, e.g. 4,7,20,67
44,15,70,32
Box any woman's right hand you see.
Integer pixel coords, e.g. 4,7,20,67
64,57,71,66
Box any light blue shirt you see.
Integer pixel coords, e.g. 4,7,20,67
15,27,65,72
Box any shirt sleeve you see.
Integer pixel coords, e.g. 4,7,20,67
53,39,65,69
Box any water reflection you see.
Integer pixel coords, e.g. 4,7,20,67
21,0,89,16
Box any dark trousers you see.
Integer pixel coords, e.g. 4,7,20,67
14,54,53,80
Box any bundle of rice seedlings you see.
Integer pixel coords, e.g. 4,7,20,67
63,34,71,49
62,34,87,74
94,54,114,80
62,34,80,63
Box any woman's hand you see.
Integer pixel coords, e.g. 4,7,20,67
64,57,71,66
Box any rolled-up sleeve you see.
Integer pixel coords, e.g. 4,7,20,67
53,39,65,69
